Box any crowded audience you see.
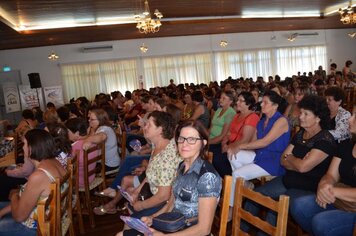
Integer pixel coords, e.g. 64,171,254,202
0,62,355,235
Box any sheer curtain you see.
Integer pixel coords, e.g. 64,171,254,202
61,45,326,101
61,59,137,101
143,53,213,88
215,49,272,80
275,46,327,78
215,45,326,81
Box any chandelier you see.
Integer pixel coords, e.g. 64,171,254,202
339,5,356,24
135,0,163,34
48,51,59,60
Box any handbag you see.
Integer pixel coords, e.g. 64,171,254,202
138,182,153,201
152,212,197,233
333,182,356,212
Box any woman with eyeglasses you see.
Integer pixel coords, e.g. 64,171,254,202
83,108,120,172
95,111,181,217
117,120,222,236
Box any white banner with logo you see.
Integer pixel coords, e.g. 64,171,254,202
43,86,64,107
2,82,21,113
18,85,42,110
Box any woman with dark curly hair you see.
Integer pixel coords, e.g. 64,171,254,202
241,95,337,234
291,105,356,236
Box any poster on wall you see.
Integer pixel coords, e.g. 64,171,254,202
43,86,64,107
18,85,42,110
2,82,21,113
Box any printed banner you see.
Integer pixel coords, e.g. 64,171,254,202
2,82,21,113
18,85,42,110
43,86,64,107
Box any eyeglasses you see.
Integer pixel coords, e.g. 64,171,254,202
177,136,202,144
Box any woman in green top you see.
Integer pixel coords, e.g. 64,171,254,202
209,90,236,177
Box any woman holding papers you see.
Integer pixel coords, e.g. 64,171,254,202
94,111,181,217
117,120,222,236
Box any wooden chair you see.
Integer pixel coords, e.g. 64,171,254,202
14,133,24,160
78,142,106,228
232,178,289,236
68,152,85,234
37,184,56,236
344,87,356,112
207,151,213,164
56,165,74,236
214,175,233,236
37,167,74,236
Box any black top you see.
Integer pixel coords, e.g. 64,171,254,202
338,140,356,187
282,129,336,191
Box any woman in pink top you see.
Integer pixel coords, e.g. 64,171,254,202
65,118,97,188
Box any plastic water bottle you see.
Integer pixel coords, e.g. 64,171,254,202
129,139,142,152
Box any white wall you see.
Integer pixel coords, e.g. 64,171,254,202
0,29,355,96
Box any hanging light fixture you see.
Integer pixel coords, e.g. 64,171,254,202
140,43,148,53
287,33,298,42
135,0,163,34
339,2,356,24
348,32,356,38
48,51,59,60
220,40,228,48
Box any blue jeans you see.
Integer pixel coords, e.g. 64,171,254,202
109,155,150,189
290,194,356,236
242,176,313,236
0,202,36,236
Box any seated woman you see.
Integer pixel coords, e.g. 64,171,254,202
182,92,194,120
0,123,71,201
117,120,222,236
0,129,67,236
324,86,351,143
242,95,337,233
189,91,210,130
94,111,181,216
83,108,121,171
290,104,356,236
284,85,310,130
227,90,290,205
219,91,259,177
15,109,37,138
209,90,236,177
65,117,97,188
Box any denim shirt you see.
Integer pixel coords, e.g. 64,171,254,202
172,158,222,219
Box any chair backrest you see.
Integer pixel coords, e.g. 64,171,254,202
83,142,106,190
67,152,79,205
37,185,56,236
55,167,73,236
215,175,233,236
116,128,127,161
232,178,289,236
206,151,213,164
37,167,73,236
14,132,24,158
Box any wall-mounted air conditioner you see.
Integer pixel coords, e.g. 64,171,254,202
81,45,113,53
